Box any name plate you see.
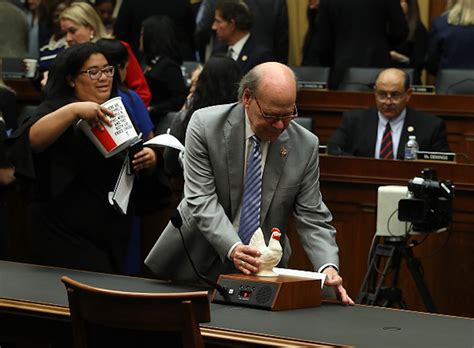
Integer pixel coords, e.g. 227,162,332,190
417,151,456,162
412,85,435,94
298,81,328,90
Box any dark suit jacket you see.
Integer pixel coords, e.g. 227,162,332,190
213,35,273,74
114,0,195,60
327,107,451,159
390,20,429,85
196,0,288,63
425,14,474,75
316,0,408,88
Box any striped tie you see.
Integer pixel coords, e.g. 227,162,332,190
238,136,262,244
380,122,394,159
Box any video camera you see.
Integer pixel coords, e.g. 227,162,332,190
398,168,454,233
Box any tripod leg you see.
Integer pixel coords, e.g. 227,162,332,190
357,244,395,306
401,246,437,313
381,246,406,309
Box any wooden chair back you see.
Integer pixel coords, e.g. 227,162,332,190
61,276,210,348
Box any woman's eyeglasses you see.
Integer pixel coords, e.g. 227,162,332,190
79,66,115,80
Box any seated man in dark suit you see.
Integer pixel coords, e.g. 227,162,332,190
212,0,272,74
327,68,451,159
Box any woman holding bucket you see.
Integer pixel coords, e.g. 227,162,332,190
7,43,167,274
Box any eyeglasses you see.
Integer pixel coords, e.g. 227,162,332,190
79,65,115,80
375,90,406,102
254,96,298,123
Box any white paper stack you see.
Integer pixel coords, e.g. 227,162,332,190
273,268,327,288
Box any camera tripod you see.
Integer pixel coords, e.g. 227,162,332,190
356,236,437,313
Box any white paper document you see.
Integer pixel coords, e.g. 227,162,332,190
144,133,185,151
109,158,135,215
273,267,327,288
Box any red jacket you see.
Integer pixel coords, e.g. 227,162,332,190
120,40,151,107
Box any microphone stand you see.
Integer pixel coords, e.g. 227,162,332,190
171,210,229,300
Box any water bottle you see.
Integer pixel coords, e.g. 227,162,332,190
404,135,419,160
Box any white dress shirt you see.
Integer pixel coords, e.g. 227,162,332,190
227,33,250,61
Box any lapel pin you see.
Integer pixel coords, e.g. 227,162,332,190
407,126,414,133
280,147,288,158
241,55,248,62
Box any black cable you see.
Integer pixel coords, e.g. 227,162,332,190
171,210,229,299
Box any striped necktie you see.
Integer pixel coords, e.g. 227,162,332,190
238,136,262,244
380,122,394,159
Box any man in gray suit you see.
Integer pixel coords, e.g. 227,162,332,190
145,62,353,305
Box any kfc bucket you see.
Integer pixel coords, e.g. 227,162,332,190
77,97,138,158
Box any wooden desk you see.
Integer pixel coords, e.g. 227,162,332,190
4,78,41,103
1,261,472,348
287,156,474,317
297,90,474,161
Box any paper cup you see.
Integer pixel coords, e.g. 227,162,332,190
77,96,138,158
23,58,37,78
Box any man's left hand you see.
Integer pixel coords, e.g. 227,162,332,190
323,267,355,305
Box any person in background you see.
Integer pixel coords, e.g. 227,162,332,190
0,61,18,132
24,0,40,59
327,68,451,159
425,0,474,75
164,54,242,176
0,0,29,58
60,1,151,106
6,43,164,274
140,15,187,127
38,0,70,74
94,0,116,35
0,115,15,186
301,0,321,66
0,58,17,258
390,0,428,85
182,64,203,111
114,0,195,60
195,0,288,63
211,0,272,74
37,0,66,46
315,0,408,89
0,110,15,260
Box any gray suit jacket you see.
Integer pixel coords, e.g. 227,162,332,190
145,103,339,282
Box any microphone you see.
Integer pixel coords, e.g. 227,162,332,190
171,210,229,299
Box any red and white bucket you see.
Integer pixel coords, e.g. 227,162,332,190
77,96,138,158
